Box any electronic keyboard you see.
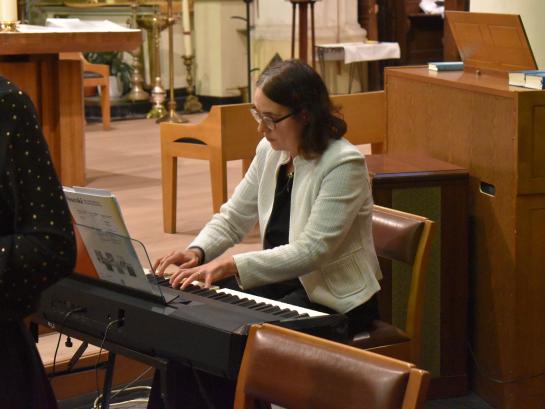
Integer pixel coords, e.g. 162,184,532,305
36,274,347,379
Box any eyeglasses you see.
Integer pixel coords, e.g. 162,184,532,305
250,108,298,131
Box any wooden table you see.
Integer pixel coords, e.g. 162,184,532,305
366,153,469,398
385,66,545,409
0,30,142,186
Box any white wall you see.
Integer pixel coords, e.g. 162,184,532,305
470,0,545,68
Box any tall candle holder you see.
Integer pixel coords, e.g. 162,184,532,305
127,0,149,102
139,11,171,119
0,0,18,30
157,0,187,123
17,0,26,23
182,55,202,113
0,21,18,32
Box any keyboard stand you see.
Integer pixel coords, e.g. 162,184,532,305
34,318,171,409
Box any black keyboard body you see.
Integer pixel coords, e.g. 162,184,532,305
36,274,347,379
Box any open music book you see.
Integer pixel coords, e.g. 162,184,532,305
63,186,175,303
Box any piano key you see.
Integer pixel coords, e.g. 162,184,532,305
234,299,257,307
146,272,326,318
216,287,326,318
277,310,301,318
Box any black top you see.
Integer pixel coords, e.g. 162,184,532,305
0,76,76,408
263,163,293,250
0,76,76,322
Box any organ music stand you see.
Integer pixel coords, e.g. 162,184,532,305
445,11,537,75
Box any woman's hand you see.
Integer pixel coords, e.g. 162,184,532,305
169,255,238,290
153,248,203,276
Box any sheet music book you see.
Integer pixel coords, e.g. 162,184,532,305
63,186,175,303
428,61,464,72
508,69,545,87
525,71,545,90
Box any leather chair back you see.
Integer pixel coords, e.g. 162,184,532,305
351,205,434,366
234,323,430,409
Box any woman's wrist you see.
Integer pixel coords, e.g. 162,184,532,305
187,247,204,265
230,256,239,276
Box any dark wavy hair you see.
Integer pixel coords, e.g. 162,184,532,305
256,59,347,158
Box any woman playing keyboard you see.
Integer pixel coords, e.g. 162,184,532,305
149,59,381,409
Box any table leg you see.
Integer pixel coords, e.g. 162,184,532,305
58,58,86,186
348,63,355,93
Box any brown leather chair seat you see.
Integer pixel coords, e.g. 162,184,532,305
352,320,410,349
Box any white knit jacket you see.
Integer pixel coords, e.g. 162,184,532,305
189,137,381,313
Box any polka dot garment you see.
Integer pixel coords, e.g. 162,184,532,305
0,76,76,321
0,76,76,408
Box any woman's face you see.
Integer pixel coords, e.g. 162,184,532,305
252,86,305,157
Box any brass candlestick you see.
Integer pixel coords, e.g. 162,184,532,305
148,76,167,119
157,0,186,123
127,0,149,102
182,55,202,113
137,12,171,89
0,21,18,32
146,13,167,119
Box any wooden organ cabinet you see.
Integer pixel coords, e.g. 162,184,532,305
384,12,545,406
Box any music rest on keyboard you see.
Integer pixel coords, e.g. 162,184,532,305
36,273,347,379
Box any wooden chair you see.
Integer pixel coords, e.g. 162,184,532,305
61,52,111,130
82,57,111,130
351,205,434,366
331,91,385,153
160,103,259,233
234,323,430,409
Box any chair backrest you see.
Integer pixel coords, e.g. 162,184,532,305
218,103,260,159
330,91,385,147
234,323,430,409
160,102,258,157
372,205,434,364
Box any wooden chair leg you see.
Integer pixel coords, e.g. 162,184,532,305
162,154,177,233
209,156,228,214
100,84,110,130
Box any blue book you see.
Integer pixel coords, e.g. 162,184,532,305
525,71,545,90
427,61,464,72
509,69,545,87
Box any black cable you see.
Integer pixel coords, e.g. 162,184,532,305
467,341,545,385
95,319,122,401
110,367,153,401
51,306,85,376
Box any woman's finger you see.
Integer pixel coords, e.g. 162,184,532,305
170,266,198,288
180,271,202,290
156,252,184,276
179,256,198,269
